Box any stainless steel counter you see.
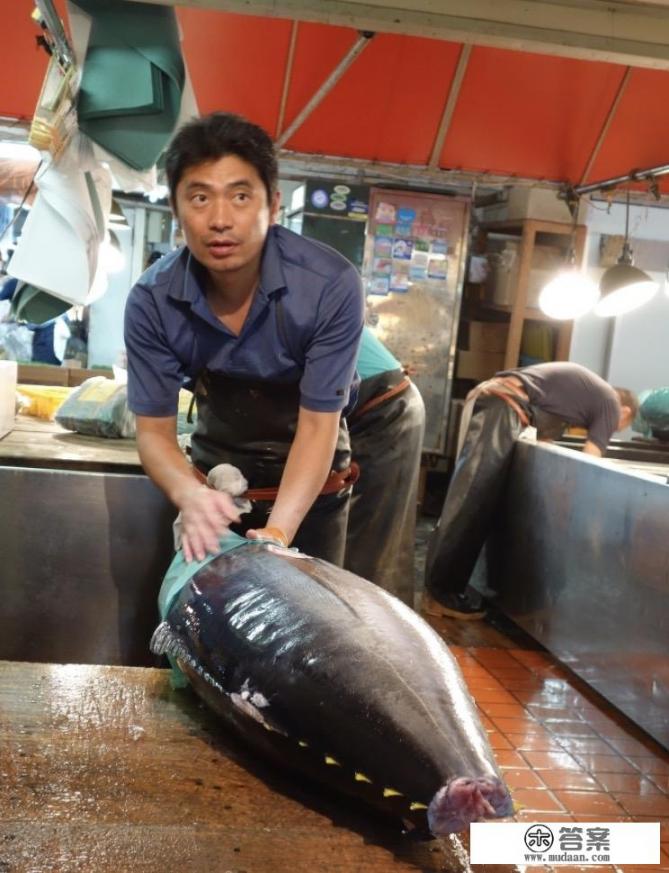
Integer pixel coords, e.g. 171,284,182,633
0,419,175,666
476,440,669,750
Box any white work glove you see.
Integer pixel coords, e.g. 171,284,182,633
173,463,252,552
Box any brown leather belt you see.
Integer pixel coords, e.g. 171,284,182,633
348,376,411,421
194,462,360,501
475,376,531,428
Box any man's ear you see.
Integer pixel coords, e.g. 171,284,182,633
270,190,281,224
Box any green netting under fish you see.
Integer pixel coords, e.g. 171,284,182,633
73,0,185,170
158,532,250,687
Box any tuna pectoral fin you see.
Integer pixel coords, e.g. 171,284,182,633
150,621,190,662
151,622,224,692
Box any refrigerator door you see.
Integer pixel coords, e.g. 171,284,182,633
362,189,469,453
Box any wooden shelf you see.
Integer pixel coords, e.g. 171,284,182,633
475,218,587,370
464,299,565,323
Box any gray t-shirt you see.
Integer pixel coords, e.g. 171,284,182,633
497,362,621,452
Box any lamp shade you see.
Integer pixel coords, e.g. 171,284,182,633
594,263,658,317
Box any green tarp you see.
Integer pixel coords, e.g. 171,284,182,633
10,283,72,325
74,0,185,171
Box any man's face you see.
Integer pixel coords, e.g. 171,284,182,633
174,154,279,281
618,407,634,432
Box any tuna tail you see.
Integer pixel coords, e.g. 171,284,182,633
427,776,514,836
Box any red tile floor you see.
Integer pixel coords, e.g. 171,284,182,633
426,612,669,871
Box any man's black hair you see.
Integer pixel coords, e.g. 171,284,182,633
165,112,278,205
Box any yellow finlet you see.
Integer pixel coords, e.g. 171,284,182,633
298,740,309,748
409,802,428,811
354,772,372,783
383,787,404,798
324,755,341,766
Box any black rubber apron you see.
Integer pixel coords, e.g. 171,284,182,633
424,392,532,602
190,370,352,565
345,372,425,606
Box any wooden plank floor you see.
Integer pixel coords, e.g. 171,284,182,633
0,660,503,873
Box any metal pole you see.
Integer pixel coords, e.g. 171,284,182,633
428,43,471,169
574,161,669,196
34,0,74,69
276,31,374,148
276,21,299,140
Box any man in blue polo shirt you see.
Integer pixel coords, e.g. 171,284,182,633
124,113,364,564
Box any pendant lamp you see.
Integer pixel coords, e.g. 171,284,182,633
538,206,599,320
594,189,658,317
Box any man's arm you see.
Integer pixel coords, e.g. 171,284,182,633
582,440,603,457
136,415,240,562
247,407,340,545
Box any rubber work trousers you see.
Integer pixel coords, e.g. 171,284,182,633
345,379,425,605
425,393,529,600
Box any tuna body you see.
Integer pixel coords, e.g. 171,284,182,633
152,544,513,835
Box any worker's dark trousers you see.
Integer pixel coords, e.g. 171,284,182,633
425,395,526,601
345,382,425,606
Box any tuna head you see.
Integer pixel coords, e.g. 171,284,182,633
152,544,514,838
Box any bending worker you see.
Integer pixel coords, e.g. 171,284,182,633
423,361,637,620
345,327,425,606
124,112,364,564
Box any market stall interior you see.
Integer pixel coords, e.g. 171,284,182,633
1,0,669,870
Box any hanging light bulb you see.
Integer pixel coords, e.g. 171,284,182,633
538,197,598,319
538,269,600,319
595,188,658,317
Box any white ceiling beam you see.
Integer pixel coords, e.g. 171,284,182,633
278,148,562,190
123,0,669,70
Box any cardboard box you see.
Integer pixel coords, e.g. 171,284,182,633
468,321,508,353
17,364,113,387
487,240,564,307
68,367,113,387
456,349,504,382
0,360,17,438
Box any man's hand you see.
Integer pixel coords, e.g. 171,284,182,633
582,439,603,457
246,526,289,548
176,484,241,562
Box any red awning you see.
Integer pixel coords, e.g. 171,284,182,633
3,0,669,188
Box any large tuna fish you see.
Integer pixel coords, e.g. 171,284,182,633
151,543,513,836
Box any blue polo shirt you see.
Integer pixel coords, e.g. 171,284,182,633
124,225,364,416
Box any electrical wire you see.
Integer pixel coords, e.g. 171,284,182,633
0,159,43,246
